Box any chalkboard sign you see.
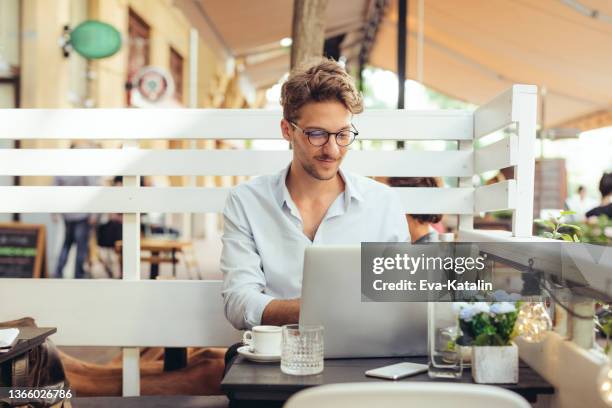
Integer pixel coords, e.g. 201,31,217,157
0,223,46,278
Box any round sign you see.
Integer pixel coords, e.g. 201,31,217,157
70,20,122,59
131,66,175,105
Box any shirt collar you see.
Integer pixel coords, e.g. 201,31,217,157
339,167,364,204
274,164,292,209
274,163,365,210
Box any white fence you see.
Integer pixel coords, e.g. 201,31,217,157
0,84,538,396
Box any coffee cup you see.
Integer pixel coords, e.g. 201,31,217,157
243,325,282,355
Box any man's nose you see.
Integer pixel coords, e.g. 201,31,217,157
322,135,341,156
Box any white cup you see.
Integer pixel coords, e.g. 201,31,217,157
243,325,282,355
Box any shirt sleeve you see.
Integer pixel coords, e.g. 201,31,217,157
220,190,275,330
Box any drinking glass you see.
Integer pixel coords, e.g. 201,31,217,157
428,302,463,379
280,324,324,376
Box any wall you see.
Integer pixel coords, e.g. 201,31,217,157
0,0,20,216
18,0,236,163
14,0,249,243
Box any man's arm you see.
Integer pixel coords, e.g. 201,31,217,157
261,299,300,326
221,191,277,330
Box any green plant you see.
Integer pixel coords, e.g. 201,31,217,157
580,215,612,244
596,305,612,354
535,210,582,242
490,209,513,220
455,302,521,346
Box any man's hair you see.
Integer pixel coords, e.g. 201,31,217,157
388,177,443,224
599,172,612,197
280,57,363,122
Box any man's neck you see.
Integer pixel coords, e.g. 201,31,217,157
285,161,345,204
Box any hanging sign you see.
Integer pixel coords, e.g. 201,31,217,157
70,20,122,59
130,66,175,106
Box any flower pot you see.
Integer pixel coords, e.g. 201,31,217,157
471,343,518,384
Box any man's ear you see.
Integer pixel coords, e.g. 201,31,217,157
280,119,292,143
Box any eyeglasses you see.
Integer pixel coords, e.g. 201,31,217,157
289,121,358,147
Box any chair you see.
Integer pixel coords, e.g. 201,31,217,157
284,382,531,408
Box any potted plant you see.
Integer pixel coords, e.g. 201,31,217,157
454,302,520,383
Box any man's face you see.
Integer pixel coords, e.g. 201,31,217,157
282,100,352,181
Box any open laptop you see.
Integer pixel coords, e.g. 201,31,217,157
300,245,441,358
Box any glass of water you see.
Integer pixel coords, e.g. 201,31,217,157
428,302,463,379
281,324,324,376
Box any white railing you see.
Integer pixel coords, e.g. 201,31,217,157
0,84,538,396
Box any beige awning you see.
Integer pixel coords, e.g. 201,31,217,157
174,0,373,88
176,0,612,131
370,0,612,131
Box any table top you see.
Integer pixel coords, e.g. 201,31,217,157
115,239,193,252
0,327,56,364
221,356,554,403
72,396,229,408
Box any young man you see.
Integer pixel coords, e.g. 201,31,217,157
221,58,409,330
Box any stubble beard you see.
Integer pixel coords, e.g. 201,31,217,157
301,159,339,181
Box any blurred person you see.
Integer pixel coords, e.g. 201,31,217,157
94,176,123,278
565,185,597,222
53,174,101,279
388,177,443,243
586,172,612,219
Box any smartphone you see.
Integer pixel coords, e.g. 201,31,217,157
365,362,428,380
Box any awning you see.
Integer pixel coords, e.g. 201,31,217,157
369,0,612,131
175,0,612,131
174,0,374,88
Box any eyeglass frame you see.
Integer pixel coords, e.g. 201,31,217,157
287,120,359,147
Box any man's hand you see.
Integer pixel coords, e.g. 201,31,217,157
261,299,300,327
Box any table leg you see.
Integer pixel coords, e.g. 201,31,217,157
150,251,159,280
171,248,176,277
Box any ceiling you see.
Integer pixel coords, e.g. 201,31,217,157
176,0,612,131
175,0,374,88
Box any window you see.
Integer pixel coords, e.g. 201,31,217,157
127,9,150,105
169,47,184,102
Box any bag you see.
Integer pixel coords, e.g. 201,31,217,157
0,318,72,407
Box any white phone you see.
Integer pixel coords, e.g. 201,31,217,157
365,362,428,380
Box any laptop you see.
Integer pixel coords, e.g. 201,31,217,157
300,245,442,358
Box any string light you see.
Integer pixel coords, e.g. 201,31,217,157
516,303,552,343
598,362,612,406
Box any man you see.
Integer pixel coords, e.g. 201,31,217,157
54,174,100,279
221,58,409,331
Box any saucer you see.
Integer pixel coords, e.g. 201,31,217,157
237,346,280,363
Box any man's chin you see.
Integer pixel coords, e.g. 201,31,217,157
312,167,339,181
303,164,339,181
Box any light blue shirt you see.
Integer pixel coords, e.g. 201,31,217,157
220,165,409,330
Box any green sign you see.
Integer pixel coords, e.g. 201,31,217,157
71,20,122,59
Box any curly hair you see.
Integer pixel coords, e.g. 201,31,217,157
280,57,363,122
388,177,443,224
